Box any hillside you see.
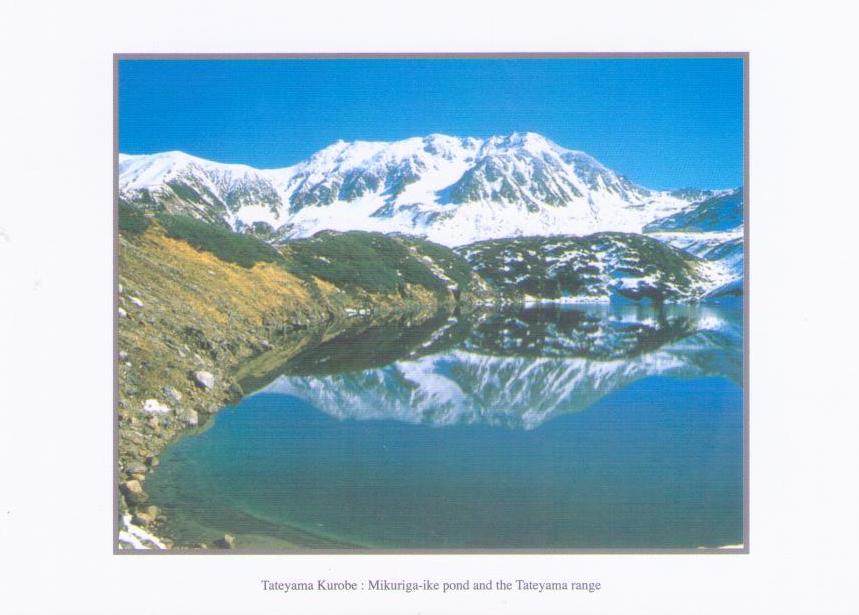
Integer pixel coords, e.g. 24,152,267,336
643,189,745,289
644,188,742,233
116,209,495,538
455,233,733,304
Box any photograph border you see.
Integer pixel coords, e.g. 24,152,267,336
113,51,749,556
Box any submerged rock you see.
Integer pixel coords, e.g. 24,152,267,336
133,504,160,527
121,479,148,505
214,534,236,549
133,511,154,526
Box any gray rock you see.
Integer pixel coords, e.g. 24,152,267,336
145,455,159,468
193,371,215,389
163,386,183,403
142,399,171,415
118,350,128,361
215,534,236,549
125,462,148,476
129,296,144,308
226,382,244,402
118,307,127,318
178,408,199,427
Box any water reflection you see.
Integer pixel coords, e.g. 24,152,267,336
250,301,742,430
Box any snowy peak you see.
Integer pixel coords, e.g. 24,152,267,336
119,133,733,246
119,151,286,226
644,188,743,233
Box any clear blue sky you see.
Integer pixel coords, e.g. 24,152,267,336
119,58,744,190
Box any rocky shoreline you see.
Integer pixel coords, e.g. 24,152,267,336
117,311,450,550
116,225,491,550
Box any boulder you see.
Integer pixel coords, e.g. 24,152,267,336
142,399,171,415
120,479,148,505
215,534,236,549
124,462,148,476
118,307,127,319
178,408,199,427
163,386,183,403
226,382,244,402
145,455,159,468
193,371,215,389
129,296,144,308
121,479,143,495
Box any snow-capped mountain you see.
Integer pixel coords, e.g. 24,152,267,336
119,152,284,227
644,188,745,288
119,133,734,247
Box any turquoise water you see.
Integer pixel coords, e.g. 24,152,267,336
146,303,744,549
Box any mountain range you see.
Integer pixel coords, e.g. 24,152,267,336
119,132,744,298
120,133,739,242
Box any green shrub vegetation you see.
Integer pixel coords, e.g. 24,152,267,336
118,202,151,236
284,231,462,295
156,213,284,269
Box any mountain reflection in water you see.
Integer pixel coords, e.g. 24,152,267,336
247,301,742,430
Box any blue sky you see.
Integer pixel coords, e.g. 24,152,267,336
119,58,744,190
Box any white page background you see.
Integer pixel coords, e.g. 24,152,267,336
1,1,857,613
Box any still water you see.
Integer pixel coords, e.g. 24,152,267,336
146,302,744,549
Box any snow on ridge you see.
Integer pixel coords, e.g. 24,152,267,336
119,132,740,247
